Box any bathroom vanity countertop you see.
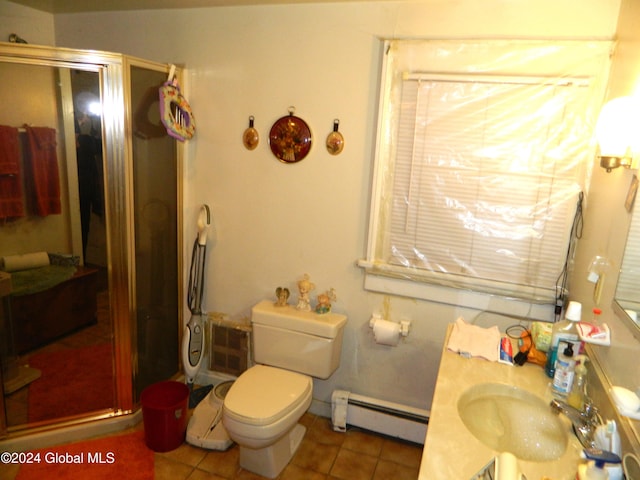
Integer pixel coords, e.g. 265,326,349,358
419,326,583,480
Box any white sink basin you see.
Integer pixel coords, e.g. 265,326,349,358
457,383,568,462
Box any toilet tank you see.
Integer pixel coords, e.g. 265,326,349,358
251,300,347,379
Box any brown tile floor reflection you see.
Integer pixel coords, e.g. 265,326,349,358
154,413,423,480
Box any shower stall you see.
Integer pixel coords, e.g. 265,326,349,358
0,43,183,442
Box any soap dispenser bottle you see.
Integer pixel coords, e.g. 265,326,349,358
568,355,588,410
545,300,583,378
552,342,576,396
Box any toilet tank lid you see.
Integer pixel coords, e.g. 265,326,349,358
252,300,347,338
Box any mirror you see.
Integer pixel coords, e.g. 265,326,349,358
614,176,640,331
0,60,114,428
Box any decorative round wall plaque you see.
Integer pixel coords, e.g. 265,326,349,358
268,107,312,163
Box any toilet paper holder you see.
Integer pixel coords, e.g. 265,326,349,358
369,315,411,337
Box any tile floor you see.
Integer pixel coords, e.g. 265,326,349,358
153,413,423,480
2,412,423,480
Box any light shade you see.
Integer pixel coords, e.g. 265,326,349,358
595,96,639,171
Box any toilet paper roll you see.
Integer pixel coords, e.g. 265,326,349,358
2,252,50,272
372,318,401,346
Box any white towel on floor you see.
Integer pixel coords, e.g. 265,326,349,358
447,317,500,362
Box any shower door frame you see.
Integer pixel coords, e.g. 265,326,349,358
123,56,185,399
0,43,184,441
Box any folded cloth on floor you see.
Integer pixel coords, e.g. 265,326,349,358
447,317,501,362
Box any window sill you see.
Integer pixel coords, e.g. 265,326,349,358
358,260,555,322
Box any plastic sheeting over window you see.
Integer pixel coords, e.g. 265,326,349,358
361,40,614,306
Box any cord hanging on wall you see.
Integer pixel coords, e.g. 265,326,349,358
555,191,584,320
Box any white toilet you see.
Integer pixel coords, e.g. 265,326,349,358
222,299,347,478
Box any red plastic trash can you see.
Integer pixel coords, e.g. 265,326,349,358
141,381,190,452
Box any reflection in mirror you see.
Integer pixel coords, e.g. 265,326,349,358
0,61,114,428
615,179,640,329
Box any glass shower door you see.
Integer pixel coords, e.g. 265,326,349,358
129,64,180,397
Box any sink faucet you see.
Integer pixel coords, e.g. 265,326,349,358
550,398,602,449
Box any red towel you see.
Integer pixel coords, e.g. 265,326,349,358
0,125,25,219
23,126,61,216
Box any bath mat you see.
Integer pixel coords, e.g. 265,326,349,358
28,343,114,423
16,430,153,480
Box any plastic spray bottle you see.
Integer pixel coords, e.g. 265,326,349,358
594,420,623,480
578,459,610,480
545,300,583,378
578,449,622,480
568,355,588,410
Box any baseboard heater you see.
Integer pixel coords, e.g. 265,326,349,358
331,390,429,445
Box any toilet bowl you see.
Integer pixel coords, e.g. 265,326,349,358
221,300,347,479
223,365,313,478
224,365,312,444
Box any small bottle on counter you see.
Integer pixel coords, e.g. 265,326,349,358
567,355,588,409
592,307,602,324
552,342,576,396
578,449,622,480
578,461,609,480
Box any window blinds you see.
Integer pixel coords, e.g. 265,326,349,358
384,75,590,300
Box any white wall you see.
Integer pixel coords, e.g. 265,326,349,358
35,0,623,412
0,2,54,45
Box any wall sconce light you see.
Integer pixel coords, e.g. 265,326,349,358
595,96,638,172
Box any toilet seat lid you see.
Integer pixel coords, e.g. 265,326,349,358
224,365,312,426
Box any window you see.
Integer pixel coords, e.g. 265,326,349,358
361,40,613,314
